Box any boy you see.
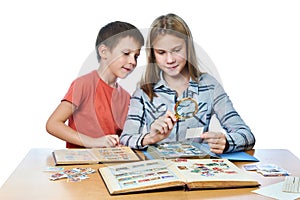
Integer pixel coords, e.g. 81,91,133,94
46,21,144,148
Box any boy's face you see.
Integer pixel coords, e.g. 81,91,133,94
106,36,142,79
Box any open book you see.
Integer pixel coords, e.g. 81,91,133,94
144,142,210,159
52,146,140,165
99,158,260,194
144,142,259,162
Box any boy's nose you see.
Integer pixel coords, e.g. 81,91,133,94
129,55,137,65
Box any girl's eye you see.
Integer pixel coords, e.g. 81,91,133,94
123,52,130,55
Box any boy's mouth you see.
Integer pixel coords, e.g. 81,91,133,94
122,66,132,72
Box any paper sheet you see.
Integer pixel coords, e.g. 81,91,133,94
185,127,203,139
252,181,300,200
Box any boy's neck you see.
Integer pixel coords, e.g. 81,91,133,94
97,67,118,88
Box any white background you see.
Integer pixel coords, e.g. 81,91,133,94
0,0,299,187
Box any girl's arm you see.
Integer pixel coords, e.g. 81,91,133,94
210,75,255,152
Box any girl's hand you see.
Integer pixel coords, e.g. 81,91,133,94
142,111,177,146
200,131,227,154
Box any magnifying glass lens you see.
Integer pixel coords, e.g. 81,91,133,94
175,98,198,119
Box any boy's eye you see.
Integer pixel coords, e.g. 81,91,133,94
123,51,130,55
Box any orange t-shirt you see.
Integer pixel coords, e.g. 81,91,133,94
63,70,130,148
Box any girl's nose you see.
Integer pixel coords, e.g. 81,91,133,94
166,52,175,63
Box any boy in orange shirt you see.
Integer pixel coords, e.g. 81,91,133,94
46,21,144,148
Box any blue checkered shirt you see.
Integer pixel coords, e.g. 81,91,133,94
120,73,255,152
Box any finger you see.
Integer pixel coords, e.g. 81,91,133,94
153,123,165,134
210,148,224,154
208,137,225,146
155,119,169,134
165,110,177,122
209,142,220,148
201,135,215,144
151,125,163,135
200,132,209,139
112,137,119,146
164,117,174,130
106,136,118,147
161,121,169,133
153,114,175,134
106,138,115,147
111,135,120,145
209,141,226,154
201,132,220,140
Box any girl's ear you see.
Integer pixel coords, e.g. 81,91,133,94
98,44,108,60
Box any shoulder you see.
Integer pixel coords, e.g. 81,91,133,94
198,73,223,87
116,85,131,97
131,87,150,102
71,70,98,87
134,87,152,99
76,70,98,83
131,87,144,97
199,73,218,83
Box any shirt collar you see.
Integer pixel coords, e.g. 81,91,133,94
153,71,167,89
154,71,199,94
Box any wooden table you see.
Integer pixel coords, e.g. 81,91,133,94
1,148,300,200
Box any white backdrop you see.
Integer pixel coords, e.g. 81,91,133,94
1,0,299,187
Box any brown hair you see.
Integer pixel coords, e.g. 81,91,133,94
95,21,144,62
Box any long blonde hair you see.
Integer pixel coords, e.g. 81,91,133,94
140,13,202,101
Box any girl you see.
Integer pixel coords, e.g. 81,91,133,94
120,14,255,154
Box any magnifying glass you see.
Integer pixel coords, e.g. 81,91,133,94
174,97,198,120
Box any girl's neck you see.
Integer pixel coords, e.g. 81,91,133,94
164,70,189,97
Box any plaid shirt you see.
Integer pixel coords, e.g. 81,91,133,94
120,73,255,152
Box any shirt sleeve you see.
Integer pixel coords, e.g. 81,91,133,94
63,80,82,107
120,88,149,149
209,75,256,152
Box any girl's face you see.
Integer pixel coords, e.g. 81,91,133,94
152,34,187,78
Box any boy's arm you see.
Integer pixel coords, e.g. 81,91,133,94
46,101,119,147
46,101,83,145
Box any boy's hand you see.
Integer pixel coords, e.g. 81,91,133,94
98,135,120,147
79,133,120,148
83,134,120,148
